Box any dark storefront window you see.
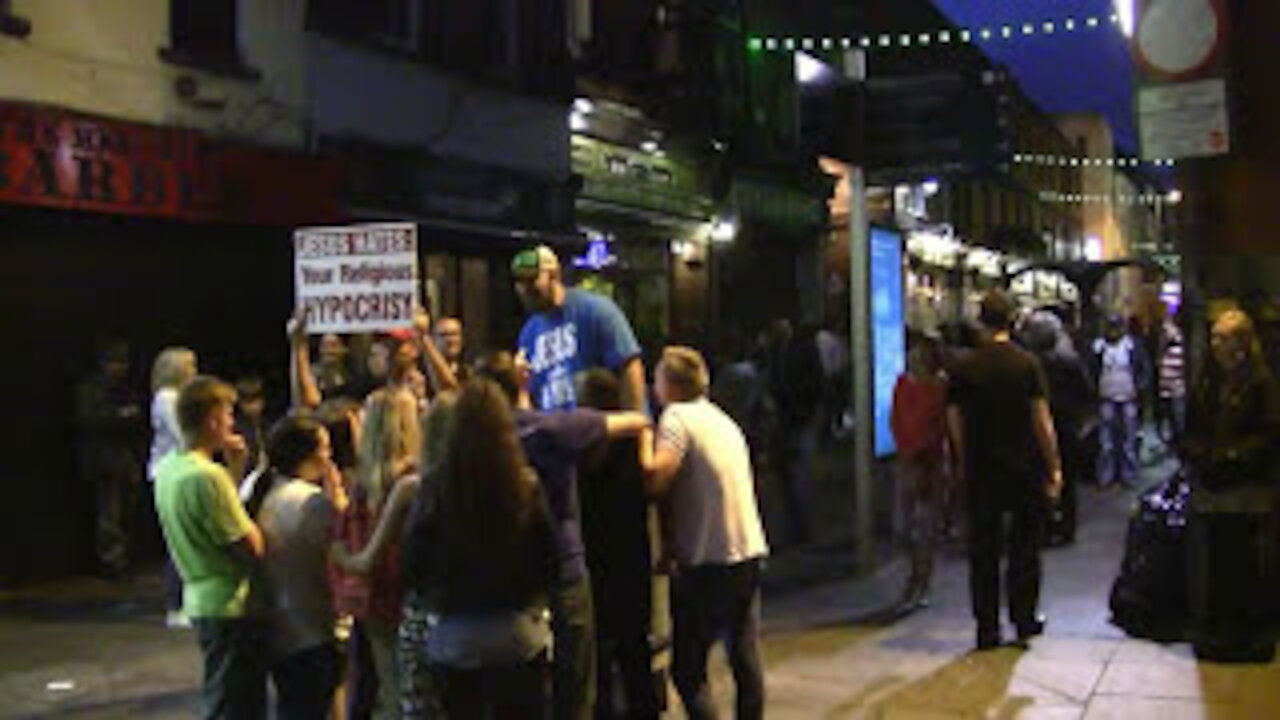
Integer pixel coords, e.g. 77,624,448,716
307,0,422,55
161,0,258,79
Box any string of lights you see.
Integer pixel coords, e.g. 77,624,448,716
1039,190,1183,206
1013,154,1177,168
747,12,1123,53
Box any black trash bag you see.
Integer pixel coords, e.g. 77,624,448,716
1109,472,1191,641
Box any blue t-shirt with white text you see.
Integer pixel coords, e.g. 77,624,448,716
517,288,642,411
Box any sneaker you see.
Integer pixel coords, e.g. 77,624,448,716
166,610,192,629
1015,615,1047,642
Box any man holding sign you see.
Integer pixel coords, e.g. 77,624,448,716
294,222,421,334
291,223,458,410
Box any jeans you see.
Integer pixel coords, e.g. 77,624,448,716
773,412,819,545
90,456,138,574
672,560,765,720
553,576,597,720
1163,395,1187,444
345,620,377,720
590,557,657,719
967,492,1045,636
1098,400,1140,487
272,643,339,720
193,618,269,720
432,653,550,719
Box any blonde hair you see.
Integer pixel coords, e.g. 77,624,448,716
358,387,422,509
176,376,237,446
151,347,197,392
660,346,711,401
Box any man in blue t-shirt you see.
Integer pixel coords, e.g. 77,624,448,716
512,245,646,412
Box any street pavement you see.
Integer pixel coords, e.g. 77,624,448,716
2,440,1278,718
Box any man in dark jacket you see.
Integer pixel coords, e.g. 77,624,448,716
948,292,1064,650
76,340,145,577
1021,310,1094,545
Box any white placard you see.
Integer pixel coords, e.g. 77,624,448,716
1138,79,1230,159
294,222,420,334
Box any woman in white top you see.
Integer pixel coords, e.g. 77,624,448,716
148,347,197,627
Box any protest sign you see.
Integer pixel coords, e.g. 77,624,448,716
294,222,420,334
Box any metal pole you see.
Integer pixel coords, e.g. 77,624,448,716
849,172,875,571
843,47,876,572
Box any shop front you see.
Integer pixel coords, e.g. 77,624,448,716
0,100,343,580
333,139,579,354
570,132,716,352
722,170,831,345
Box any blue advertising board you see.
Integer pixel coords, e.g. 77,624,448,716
870,226,906,458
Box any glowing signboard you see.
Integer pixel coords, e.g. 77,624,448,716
871,226,907,458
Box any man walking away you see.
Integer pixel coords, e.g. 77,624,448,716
947,292,1064,650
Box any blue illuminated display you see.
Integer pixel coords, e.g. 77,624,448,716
871,227,906,458
573,235,618,271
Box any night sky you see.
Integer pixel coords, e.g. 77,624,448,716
933,0,1138,151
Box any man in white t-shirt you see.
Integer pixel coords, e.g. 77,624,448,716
640,346,769,720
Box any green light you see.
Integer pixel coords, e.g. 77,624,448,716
960,29,972,43
939,30,951,43
900,34,912,47
1043,22,1055,34
748,37,763,52
783,38,796,50
765,38,777,50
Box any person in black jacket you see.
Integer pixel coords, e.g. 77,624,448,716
1183,308,1280,662
1020,310,1095,545
578,369,659,720
765,319,825,545
76,340,145,577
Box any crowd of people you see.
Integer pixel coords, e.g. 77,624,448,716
73,236,1280,716
97,244,771,719
887,289,1279,654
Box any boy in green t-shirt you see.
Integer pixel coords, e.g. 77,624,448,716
154,376,267,719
